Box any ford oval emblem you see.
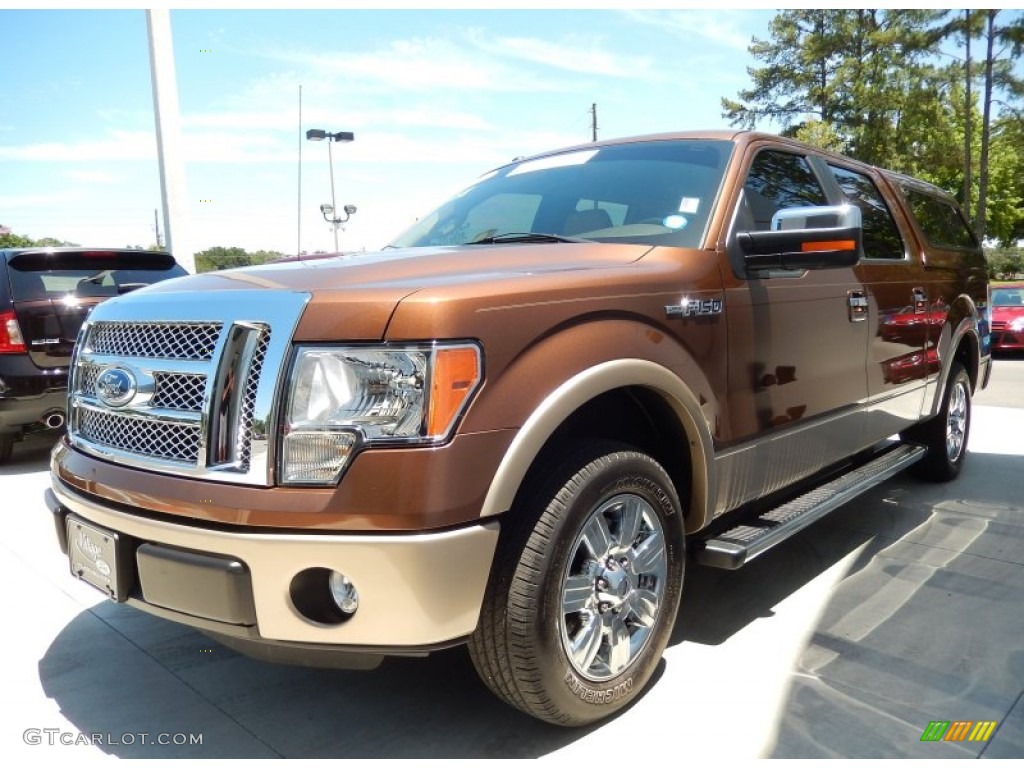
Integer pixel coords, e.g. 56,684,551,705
95,366,137,407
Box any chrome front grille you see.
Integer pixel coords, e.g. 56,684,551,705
67,290,309,485
78,406,201,463
88,321,222,360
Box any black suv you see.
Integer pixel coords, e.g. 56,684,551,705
0,248,187,462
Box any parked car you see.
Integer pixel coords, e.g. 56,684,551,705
990,282,1024,352
0,248,187,462
45,131,989,726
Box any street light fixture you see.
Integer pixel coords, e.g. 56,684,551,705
305,128,356,252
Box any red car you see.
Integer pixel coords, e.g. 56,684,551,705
991,282,1024,352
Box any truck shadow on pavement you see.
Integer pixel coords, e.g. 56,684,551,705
38,609,605,758
37,448,1024,758
0,433,59,476
675,449,1024,758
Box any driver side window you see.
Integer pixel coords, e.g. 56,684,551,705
739,151,828,231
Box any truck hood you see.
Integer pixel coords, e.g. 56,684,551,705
141,242,653,340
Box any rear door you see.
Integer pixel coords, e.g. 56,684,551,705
5,250,185,369
821,162,927,440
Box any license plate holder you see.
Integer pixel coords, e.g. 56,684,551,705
67,516,124,601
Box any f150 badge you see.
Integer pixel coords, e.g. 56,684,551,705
665,296,724,318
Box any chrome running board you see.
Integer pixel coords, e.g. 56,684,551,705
695,443,926,570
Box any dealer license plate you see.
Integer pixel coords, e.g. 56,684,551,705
67,516,122,601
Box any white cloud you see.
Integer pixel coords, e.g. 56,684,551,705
260,36,571,95
66,170,119,184
184,106,493,133
466,29,654,79
0,191,77,209
624,9,754,52
0,131,155,162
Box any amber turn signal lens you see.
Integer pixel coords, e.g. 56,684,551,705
800,239,856,253
427,346,481,438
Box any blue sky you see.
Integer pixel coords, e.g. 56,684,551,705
1,8,778,256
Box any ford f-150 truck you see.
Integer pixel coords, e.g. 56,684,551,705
45,130,991,726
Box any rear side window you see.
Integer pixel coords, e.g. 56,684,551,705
900,187,978,249
739,151,827,231
6,252,185,301
828,165,905,260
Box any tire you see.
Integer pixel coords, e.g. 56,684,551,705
469,442,684,726
903,362,971,482
0,435,13,465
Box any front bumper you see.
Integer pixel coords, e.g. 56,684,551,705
48,478,500,655
992,330,1024,351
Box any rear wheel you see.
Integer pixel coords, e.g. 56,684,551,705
469,443,684,726
904,362,971,481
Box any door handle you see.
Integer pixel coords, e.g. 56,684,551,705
912,287,928,314
848,290,868,322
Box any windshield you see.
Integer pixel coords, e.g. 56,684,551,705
390,139,733,250
993,287,1024,307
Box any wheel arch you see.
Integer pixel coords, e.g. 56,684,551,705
927,295,982,417
479,359,717,533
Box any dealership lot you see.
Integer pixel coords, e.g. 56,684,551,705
3,359,1023,759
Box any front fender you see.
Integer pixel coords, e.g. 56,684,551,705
473,318,722,532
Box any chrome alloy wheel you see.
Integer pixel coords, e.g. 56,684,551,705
946,378,968,462
560,493,668,682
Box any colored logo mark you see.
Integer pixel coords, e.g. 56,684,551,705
920,720,997,742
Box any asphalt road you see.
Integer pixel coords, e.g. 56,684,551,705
2,358,1023,759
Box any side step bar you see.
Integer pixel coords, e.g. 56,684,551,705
694,443,926,570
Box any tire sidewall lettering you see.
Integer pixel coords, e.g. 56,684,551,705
562,669,634,706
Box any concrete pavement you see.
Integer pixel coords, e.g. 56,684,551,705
2,359,1023,759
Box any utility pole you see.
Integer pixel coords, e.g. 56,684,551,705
147,10,195,272
297,84,302,257
590,103,598,142
153,208,162,249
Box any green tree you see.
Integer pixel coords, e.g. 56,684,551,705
973,10,1024,240
0,231,34,248
724,9,1024,244
194,246,284,273
194,246,251,272
0,229,79,248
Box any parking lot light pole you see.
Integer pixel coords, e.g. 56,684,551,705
306,129,355,253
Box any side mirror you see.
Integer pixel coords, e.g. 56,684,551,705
737,204,862,271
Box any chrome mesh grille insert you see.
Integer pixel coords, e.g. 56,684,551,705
88,321,222,360
152,373,207,411
78,408,201,463
237,328,271,469
77,363,100,397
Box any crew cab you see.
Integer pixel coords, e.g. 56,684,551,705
44,131,990,726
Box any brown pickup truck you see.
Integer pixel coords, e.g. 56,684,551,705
46,130,991,726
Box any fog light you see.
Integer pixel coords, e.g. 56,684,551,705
329,571,359,615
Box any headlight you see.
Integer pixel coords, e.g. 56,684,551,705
281,343,482,485
1010,317,1024,333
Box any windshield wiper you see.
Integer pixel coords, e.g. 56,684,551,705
467,232,588,245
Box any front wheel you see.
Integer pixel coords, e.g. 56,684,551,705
469,443,684,726
903,361,971,481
